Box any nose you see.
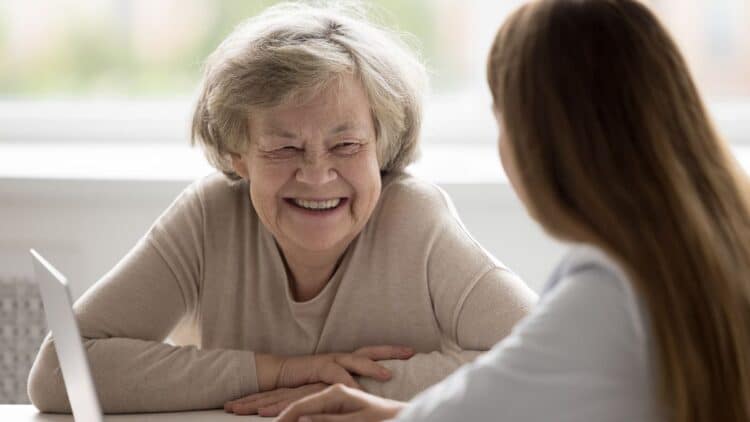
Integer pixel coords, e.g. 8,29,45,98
296,151,337,186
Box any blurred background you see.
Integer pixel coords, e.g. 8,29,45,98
1,0,749,144
1,0,749,404
1,0,749,98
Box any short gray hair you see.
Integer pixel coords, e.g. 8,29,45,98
191,1,427,179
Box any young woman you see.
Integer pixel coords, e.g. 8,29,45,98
278,0,750,421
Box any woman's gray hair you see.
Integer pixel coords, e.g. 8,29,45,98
191,1,427,179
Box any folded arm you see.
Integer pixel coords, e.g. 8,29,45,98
358,267,537,400
27,186,263,413
27,235,260,413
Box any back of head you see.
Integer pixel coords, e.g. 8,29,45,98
191,1,427,179
487,1,750,421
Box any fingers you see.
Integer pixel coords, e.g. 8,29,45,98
226,383,328,415
297,414,355,422
334,354,392,381
318,361,362,389
354,345,414,361
277,384,359,422
225,389,288,415
299,409,389,422
257,398,294,417
280,349,413,389
277,384,402,422
257,383,328,417
231,395,284,415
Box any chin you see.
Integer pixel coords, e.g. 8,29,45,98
296,236,349,254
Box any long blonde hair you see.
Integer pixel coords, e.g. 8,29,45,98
487,1,750,421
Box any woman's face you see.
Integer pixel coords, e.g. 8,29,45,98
232,75,382,258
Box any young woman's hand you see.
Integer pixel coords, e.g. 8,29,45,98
225,345,413,416
224,383,328,416
277,384,408,422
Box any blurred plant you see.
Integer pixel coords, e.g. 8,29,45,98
0,0,437,98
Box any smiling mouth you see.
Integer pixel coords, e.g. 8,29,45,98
286,198,347,211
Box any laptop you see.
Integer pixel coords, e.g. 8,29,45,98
30,249,104,422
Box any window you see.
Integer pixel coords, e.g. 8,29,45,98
1,0,748,150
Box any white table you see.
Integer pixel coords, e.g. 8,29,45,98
0,405,267,421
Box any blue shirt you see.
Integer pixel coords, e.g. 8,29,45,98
395,246,659,422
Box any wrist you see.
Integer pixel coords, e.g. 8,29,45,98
255,353,285,391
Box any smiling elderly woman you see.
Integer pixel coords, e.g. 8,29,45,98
27,2,535,416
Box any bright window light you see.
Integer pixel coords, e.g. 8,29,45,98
1,0,749,155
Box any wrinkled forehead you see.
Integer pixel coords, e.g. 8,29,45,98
250,74,374,136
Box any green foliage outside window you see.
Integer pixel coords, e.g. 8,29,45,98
0,0,443,98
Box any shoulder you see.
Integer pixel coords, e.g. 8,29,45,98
539,245,649,351
151,172,251,234
471,247,652,392
375,171,460,227
397,246,656,422
543,246,633,309
370,172,474,248
399,252,656,421
380,171,452,207
544,245,631,299
374,171,504,268
190,172,248,208
549,245,626,281
370,171,508,286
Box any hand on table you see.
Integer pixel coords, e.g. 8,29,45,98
225,345,413,416
224,383,328,416
276,384,408,422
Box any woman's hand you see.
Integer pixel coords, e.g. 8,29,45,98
224,383,328,416
233,345,413,415
277,384,408,422
259,345,414,390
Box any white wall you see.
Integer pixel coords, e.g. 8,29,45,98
3,96,748,298
0,178,566,300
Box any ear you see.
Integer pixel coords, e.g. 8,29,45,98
230,153,250,180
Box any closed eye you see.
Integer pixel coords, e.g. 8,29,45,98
262,146,302,159
333,142,361,155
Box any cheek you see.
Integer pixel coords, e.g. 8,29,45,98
249,164,292,209
498,137,530,205
341,153,381,203
498,135,514,181
248,183,276,220
251,160,294,184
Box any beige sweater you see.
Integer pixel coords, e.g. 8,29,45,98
27,171,536,413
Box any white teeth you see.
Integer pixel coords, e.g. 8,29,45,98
293,198,342,210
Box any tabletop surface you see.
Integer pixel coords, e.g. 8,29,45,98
0,405,267,421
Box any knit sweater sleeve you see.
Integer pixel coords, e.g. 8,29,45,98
359,267,535,400
358,182,536,400
27,181,258,413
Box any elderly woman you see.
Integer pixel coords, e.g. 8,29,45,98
27,2,535,416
